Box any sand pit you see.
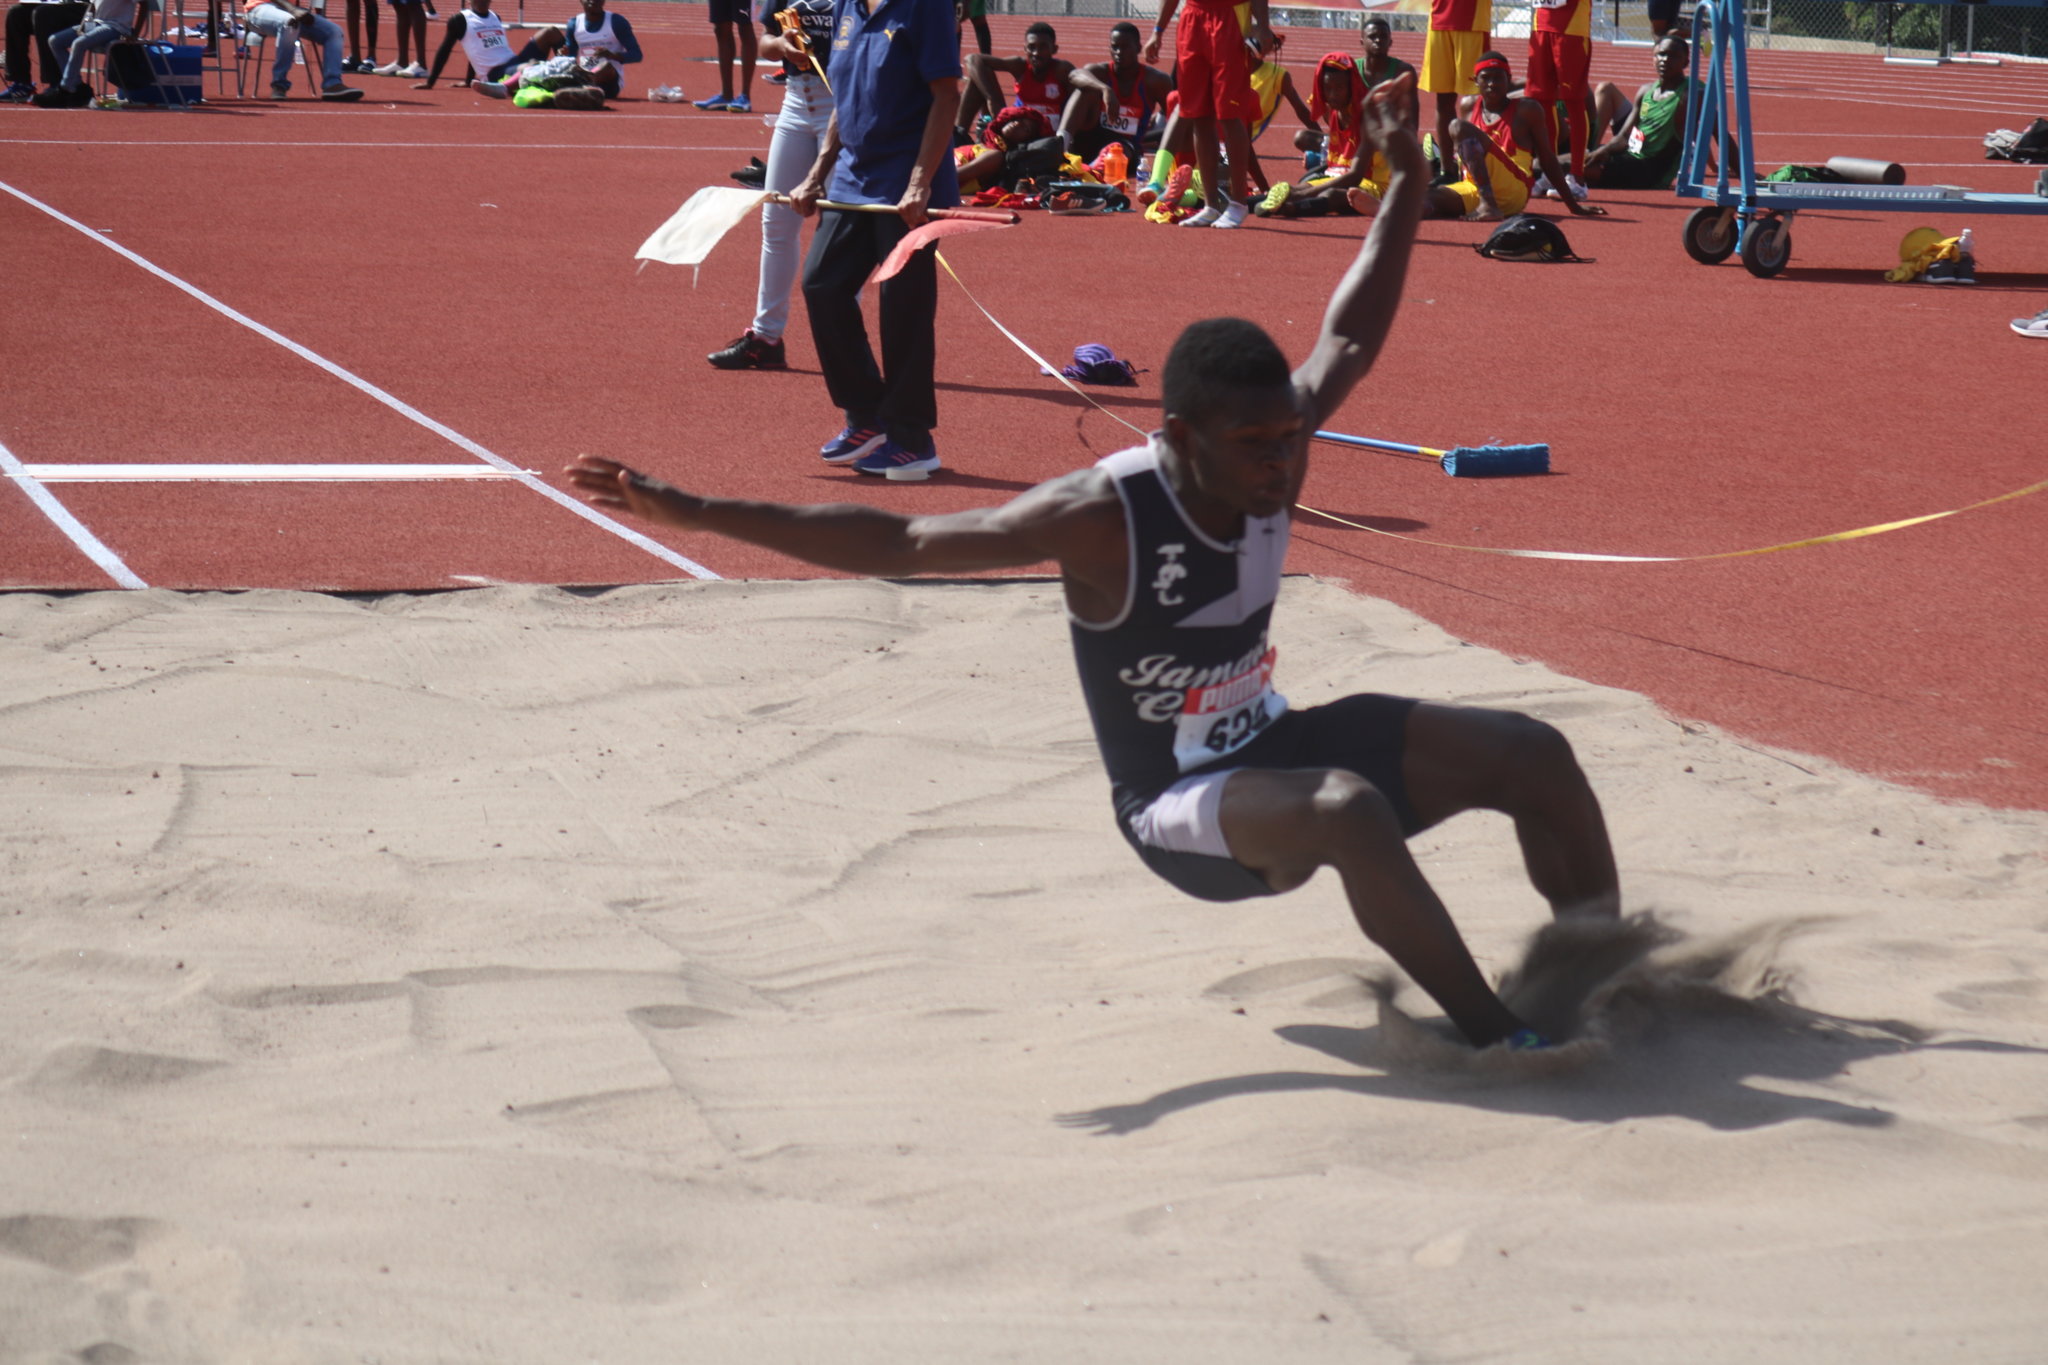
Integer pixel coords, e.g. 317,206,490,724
3,578,2046,1364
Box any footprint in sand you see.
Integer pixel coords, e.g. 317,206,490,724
24,1044,226,1098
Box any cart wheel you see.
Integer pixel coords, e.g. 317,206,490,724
1682,206,1737,264
1740,216,1792,278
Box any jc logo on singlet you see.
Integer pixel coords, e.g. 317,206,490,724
1151,543,1187,606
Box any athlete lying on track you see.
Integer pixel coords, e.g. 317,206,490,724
566,76,1620,1049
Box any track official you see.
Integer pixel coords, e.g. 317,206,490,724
789,0,960,482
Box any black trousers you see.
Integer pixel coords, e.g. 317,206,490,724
4,1,88,85
800,207,938,448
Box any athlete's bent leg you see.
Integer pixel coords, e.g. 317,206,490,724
1217,767,1530,1047
1399,703,1621,920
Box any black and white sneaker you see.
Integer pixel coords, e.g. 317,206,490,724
707,331,786,370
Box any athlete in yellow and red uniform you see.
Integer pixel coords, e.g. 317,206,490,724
1526,0,1593,189
1419,0,1489,179
1419,51,1604,221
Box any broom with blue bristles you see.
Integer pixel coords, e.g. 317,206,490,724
1315,430,1550,477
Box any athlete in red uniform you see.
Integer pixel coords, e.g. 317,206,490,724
959,21,1076,142
1143,0,1273,227
1525,0,1593,190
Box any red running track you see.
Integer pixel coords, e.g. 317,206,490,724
2,7,2045,813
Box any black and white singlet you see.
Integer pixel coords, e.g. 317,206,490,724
1067,439,1290,823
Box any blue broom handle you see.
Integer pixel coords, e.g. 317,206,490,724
1313,430,1448,458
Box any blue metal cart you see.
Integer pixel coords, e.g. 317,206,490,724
1676,0,2048,277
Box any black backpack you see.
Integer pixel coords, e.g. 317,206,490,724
1985,117,2048,164
1475,213,1586,263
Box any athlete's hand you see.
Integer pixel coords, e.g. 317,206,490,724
1566,199,1608,217
564,455,701,530
1361,72,1422,178
1140,31,1161,65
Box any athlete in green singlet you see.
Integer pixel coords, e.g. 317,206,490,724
1584,35,1695,190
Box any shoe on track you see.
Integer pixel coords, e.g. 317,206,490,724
2011,309,2048,338
321,83,364,101
475,79,511,98
400,62,427,77
707,331,786,370
1212,199,1249,229
819,424,886,465
726,93,751,112
693,92,731,110
372,60,404,75
264,82,289,99
1257,181,1290,214
1179,203,1223,227
1564,174,1590,200
853,437,940,481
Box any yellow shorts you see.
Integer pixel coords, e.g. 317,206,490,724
1447,158,1532,217
1420,29,1488,95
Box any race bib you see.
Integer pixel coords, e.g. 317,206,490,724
478,28,509,52
1628,125,1646,155
1105,109,1138,134
1171,647,1284,771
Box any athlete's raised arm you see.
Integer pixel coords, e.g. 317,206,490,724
565,456,1127,603
1291,73,1426,427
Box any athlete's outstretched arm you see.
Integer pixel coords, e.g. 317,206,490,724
1291,73,1426,427
564,456,1118,581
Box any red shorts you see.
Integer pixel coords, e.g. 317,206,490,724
1523,31,1590,102
1173,3,1259,122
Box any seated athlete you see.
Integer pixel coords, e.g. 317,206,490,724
953,105,1057,195
1059,20,1173,167
959,20,1074,141
1357,15,1418,122
565,77,1623,1052
1417,51,1601,220
1256,53,1381,218
559,0,639,98
415,0,555,89
1583,35,1696,190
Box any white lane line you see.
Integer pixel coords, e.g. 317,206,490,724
23,464,523,481
0,175,718,582
0,434,148,589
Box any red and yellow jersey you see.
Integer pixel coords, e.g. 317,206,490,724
1475,102,1534,185
1429,0,1490,34
1532,0,1591,38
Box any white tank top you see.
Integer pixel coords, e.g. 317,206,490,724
459,9,515,75
569,10,626,62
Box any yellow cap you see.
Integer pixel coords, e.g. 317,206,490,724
1900,226,1944,261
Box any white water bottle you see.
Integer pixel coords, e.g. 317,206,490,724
649,84,684,102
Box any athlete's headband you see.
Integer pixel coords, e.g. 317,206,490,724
1473,55,1511,76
